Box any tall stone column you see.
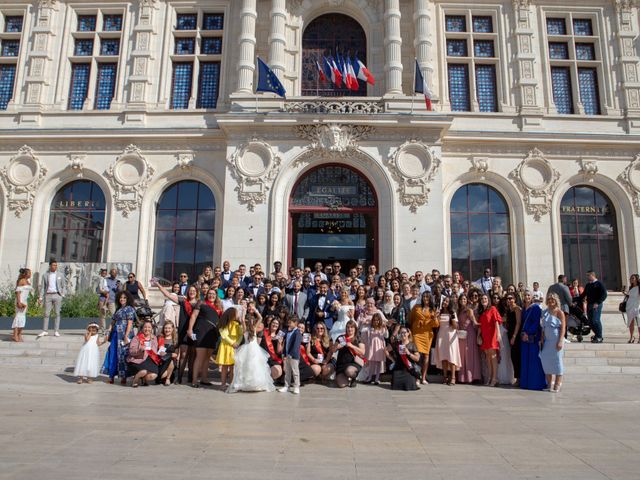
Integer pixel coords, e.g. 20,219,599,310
513,0,543,125
236,0,258,94
268,0,287,80
414,0,432,97
613,0,640,131
127,0,157,108
384,0,403,95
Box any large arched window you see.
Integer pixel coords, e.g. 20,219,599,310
561,186,621,288
153,181,215,281
451,184,512,285
302,13,367,97
46,180,106,262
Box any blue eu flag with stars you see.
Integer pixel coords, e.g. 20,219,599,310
256,57,286,98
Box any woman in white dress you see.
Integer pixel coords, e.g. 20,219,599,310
12,268,32,342
227,302,275,393
623,274,640,343
497,313,515,385
330,289,355,342
157,281,181,330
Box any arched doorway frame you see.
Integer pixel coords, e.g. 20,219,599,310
551,175,635,289
268,147,396,270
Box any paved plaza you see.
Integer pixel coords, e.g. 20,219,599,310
1,363,639,480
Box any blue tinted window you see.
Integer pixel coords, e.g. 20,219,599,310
548,42,569,59
77,15,97,32
202,13,224,30
201,37,222,55
476,64,497,112
474,40,494,57
5,16,23,33
68,63,90,110
578,67,600,115
1,40,20,57
445,16,466,33
546,18,566,35
174,38,195,55
171,62,193,109
95,63,117,110
447,39,467,57
197,62,220,109
74,39,94,56
551,66,573,114
448,63,470,111
100,39,120,56
575,43,595,60
472,16,493,33
102,14,122,31
0,64,16,110
573,19,593,36
176,14,197,30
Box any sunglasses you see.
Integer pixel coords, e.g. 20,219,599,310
180,275,187,278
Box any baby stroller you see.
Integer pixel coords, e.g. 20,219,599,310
567,304,591,342
135,301,159,334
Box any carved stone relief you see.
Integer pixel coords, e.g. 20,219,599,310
104,145,155,217
68,153,85,177
619,153,640,215
386,139,441,213
176,152,194,170
509,148,561,221
294,124,375,159
469,157,489,178
227,140,281,211
0,146,48,217
578,158,598,182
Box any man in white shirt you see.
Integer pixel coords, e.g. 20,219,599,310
476,268,494,295
38,260,65,338
532,282,545,304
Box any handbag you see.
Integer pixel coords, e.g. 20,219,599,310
619,296,628,313
477,330,483,346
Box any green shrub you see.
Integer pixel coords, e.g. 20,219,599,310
0,287,98,318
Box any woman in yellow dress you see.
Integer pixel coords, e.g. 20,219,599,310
216,307,243,391
409,292,440,384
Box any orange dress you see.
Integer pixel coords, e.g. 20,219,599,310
409,306,440,354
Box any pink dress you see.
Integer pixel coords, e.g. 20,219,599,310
434,314,461,368
362,326,387,376
457,309,482,383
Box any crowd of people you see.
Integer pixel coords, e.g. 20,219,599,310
10,259,637,393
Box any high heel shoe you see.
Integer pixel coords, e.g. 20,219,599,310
629,337,635,344
553,383,562,393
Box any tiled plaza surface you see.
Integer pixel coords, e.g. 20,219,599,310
1,362,639,480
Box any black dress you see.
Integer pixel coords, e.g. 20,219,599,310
156,338,176,382
390,342,419,391
191,302,220,349
177,300,197,347
260,334,283,367
298,344,316,382
335,343,362,376
506,309,521,380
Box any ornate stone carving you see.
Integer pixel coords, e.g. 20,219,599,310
140,0,159,7
578,158,598,182
469,157,489,178
294,124,374,158
283,99,384,115
38,0,58,8
0,146,47,217
176,152,194,170
386,140,441,212
615,0,637,13
105,145,155,217
68,153,85,177
619,154,640,215
227,140,281,211
509,148,560,221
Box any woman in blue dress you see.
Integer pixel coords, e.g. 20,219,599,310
519,291,546,390
102,291,137,385
539,293,567,393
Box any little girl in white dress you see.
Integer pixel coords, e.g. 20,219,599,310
74,323,105,383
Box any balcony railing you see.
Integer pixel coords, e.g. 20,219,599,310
282,97,385,114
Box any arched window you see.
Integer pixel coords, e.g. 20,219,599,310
450,184,512,285
153,181,215,281
561,186,620,288
302,13,367,97
46,180,106,262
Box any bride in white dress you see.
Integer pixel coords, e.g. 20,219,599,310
330,289,355,342
227,303,275,393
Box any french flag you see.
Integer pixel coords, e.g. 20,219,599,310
346,57,359,91
322,57,333,84
355,57,375,85
316,60,328,83
330,56,342,88
414,59,433,111
339,54,351,90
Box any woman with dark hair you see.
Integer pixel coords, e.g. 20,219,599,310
307,320,333,380
623,274,640,343
262,291,281,318
386,327,421,391
221,286,236,311
456,294,481,384
505,293,522,385
333,320,366,388
519,291,546,390
260,315,284,381
434,295,461,385
125,273,147,306
157,282,181,330
478,293,502,387
102,291,136,385
409,292,440,384
12,268,31,342
186,289,222,388
255,293,268,314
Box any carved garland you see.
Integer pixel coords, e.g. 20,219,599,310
509,148,561,221
386,139,441,212
104,145,155,217
0,146,48,217
619,153,640,216
227,139,282,212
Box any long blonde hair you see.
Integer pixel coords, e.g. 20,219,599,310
162,320,178,344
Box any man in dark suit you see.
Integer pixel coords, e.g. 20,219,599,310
548,274,573,314
307,281,336,331
246,273,265,299
220,260,234,288
579,270,607,343
178,272,189,295
236,264,252,289
284,281,308,321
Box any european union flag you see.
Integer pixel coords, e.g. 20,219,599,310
256,57,286,98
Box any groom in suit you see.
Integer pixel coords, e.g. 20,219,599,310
306,280,336,331
284,281,308,322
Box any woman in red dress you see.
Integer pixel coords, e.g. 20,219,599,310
478,293,502,387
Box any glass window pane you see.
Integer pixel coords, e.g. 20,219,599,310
170,62,193,109
574,186,594,206
177,181,198,209
198,184,215,209
201,37,222,55
175,38,195,55
474,40,494,58
176,14,197,31
468,184,489,212
74,39,94,56
475,64,497,112
156,210,176,230
548,42,569,59
197,210,215,230
547,18,567,35
68,64,91,110
450,187,468,212
174,231,195,264
551,66,573,114
0,64,16,110
100,39,120,56
451,234,470,274
469,214,489,233
195,231,215,263
491,235,512,284
445,16,466,33
94,63,117,110
488,188,507,213
573,19,593,36
202,13,224,30
5,16,23,33
197,62,221,109
450,212,468,233
103,15,122,32
447,64,470,111
447,39,468,57
575,43,595,61
490,214,509,234
77,15,97,32
1,40,21,57
153,230,175,280
578,67,600,115
158,185,177,209
176,209,197,229
472,16,493,33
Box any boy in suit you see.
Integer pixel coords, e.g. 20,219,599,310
278,315,302,394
